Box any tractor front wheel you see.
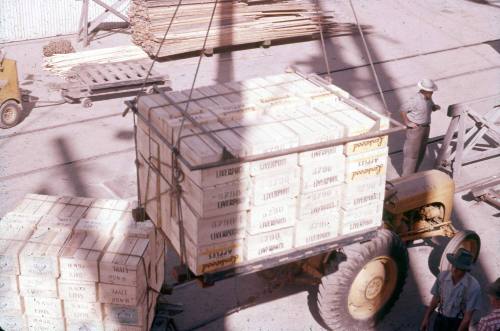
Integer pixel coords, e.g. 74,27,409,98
439,230,480,272
317,229,408,330
0,100,23,129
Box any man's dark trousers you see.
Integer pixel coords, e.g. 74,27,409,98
402,125,430,176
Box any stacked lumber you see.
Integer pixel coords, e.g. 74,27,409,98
135,72,391,275
43,45,149,77
130,0,347,57
0,194,164,331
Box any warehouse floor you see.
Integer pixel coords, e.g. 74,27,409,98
0,0,499,330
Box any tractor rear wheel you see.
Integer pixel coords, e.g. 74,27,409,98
0,100,23,129
439,230,480,271
317,229,408,331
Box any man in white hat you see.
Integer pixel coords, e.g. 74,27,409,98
420,248,481,331
400,78,440,176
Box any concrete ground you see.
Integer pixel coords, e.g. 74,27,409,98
0,0,499,330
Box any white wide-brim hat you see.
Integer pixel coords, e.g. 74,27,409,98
417,78,438,92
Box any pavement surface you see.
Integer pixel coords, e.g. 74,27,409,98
0,0,499,330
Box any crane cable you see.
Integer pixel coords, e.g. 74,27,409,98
348,0,390,115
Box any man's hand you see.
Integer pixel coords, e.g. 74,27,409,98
432,104,441,111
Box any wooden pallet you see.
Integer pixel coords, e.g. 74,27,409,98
61,60,169,106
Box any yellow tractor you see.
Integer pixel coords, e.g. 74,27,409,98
312,169,481,330
0,50,24,129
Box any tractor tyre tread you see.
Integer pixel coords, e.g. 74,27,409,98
317,229,409,331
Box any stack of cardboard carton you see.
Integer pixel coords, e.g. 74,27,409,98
0,194,164,331
135,72,390,275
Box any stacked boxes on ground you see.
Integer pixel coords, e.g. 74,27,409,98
136,72,390,275
0,194,164,331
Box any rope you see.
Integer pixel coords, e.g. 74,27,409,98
314,0,332,83
348,0,389,115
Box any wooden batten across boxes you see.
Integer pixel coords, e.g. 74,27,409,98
245,227,294,260
59,232,110,282
58,279,98,302
247,200,296,235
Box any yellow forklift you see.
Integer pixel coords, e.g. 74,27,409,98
0,50,24,129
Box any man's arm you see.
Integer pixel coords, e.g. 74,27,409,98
420,295,440,331
458,310,473,331
400,111,414,127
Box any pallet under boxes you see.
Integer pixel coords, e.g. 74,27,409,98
136,72,391,275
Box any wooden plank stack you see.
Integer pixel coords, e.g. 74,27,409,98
135,72,391,275
129,0,354,57
0,194,164,331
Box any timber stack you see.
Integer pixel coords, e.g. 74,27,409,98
0,194,164,331
135,72,391,275
129,0,342,57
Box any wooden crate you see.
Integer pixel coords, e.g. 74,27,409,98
64,300,103,321
24,296,63,319
340,202,384,236
0,239,26,275
169,218,244,275
0,222,33,241
0,275,18,295
0,294,23,315
251,168,299,206
75,217,117,236
179,198,246,245
245,227,294,260
58,279,98,302
0,212,41,228
295,212,340,247
20,229,72,278
181,176,251,218
19,275,58,298
0,314,25,331
59,232,110,282
299,155,345,193
103,292,148,326
99,236,151,287
345,147,388,183
37,214,80,232
27,315,65,331
247,199,296,235
342,175,386,209
113,218,158,262
297,185,342,219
